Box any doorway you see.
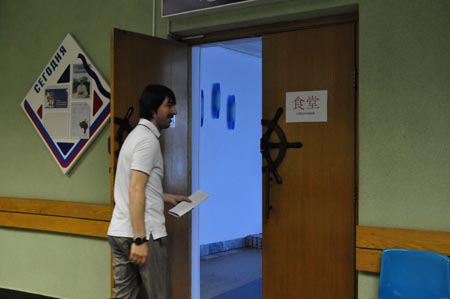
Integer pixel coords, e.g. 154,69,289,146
190,15,356,299
191,38,263,299
110,14,356,298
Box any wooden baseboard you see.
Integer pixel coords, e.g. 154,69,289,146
0,197,112,238
356,225,450,273
2,197,450,275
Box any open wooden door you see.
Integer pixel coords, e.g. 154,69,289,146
262,20,356,298
110,28,190,298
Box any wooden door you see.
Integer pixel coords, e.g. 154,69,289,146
262,21,356,298
110,28,190,298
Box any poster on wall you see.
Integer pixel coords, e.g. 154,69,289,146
285,90,327,123
20,33,110,174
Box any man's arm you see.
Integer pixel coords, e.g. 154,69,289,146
129,169,149,265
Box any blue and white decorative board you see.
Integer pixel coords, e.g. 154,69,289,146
20,34,110,174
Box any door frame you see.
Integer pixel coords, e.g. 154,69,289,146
175,13,357,46
183,12,359,299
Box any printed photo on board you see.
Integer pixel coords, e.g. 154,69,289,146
72,64,91,99
70,102,91,139
44,87,69,109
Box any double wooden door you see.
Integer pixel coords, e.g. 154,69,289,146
110,17,356,299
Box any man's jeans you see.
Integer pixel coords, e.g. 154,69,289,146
108,235,171,299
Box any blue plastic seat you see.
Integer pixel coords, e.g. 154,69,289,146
379,248,450,299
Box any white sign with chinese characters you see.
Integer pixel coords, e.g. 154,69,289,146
285,90,327,123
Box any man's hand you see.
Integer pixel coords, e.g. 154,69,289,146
164,193,192,206
129,243,148,266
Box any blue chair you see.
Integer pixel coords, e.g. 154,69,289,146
379,248,450,299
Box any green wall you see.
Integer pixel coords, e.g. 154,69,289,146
1,0,449,298
0,229,110,298
0,0,161,297
358,0,450,231
358,1,450,297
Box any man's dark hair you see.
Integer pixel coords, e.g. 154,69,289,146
139,84,176,120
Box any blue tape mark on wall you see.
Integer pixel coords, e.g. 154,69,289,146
211,83,221,119
227,95,236,130
201,89,204,127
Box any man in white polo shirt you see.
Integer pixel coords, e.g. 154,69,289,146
108,84,191,299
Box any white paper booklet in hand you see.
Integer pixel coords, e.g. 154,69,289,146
168,190,209,218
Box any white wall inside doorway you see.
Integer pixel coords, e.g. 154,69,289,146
191,37,262,298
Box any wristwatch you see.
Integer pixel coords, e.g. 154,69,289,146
132,237,148,245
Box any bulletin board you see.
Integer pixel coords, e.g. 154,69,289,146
20,34,110,174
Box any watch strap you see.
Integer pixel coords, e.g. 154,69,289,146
132,237,148,245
